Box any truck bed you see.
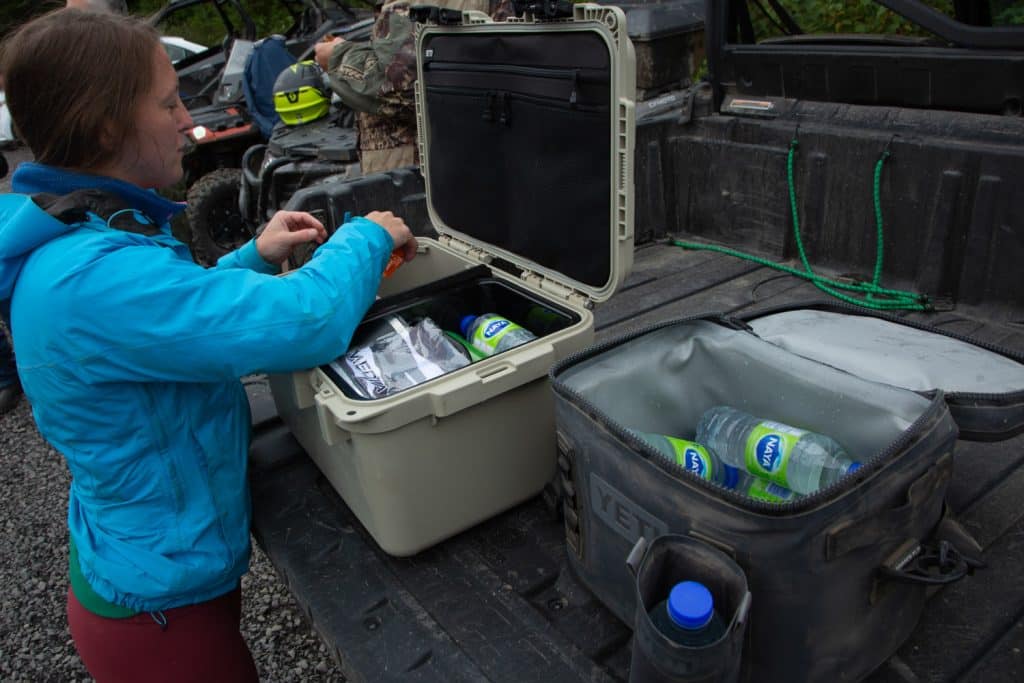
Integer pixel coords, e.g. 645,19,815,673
247,242,1024,682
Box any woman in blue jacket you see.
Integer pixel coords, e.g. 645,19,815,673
0,8,417,681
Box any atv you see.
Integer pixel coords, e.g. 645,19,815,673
187,13,375,265
149,0,371,265
237,106,362,230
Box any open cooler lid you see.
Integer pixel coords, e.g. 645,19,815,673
414,4,636,304
744,306,1024,441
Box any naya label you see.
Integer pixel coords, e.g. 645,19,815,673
484,319,510,338
472,317,516,353
666,437,714,481
745,421,806,488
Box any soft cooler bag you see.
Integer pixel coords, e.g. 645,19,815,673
549,306,1024,681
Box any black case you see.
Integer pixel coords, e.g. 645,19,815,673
549,307,1024,682
610,0,706,96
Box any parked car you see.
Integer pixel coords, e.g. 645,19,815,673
160,35,207,64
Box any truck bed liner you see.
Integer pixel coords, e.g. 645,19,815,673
248,241,1024,682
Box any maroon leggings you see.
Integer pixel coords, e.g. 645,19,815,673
67,586,259,683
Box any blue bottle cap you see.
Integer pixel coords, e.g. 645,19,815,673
459,315,477,338
667,581,714,630
847,462,861,474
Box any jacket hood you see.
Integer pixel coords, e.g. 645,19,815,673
0,162,186,302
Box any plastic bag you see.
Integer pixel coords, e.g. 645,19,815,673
331,315,470,398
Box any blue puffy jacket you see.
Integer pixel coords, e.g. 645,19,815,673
0,163,393,612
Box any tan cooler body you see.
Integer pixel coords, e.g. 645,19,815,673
269,4,636,556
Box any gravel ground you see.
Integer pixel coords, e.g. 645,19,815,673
0,146,345,682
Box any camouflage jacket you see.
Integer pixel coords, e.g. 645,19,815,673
325,1,418,171
324,0,515,172
324,0,515,117
325,1,417,118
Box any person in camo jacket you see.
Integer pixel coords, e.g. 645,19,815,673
315,0,516,174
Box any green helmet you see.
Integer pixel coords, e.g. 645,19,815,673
273,60,330,126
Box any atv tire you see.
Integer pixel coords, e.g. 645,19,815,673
186,168,255,266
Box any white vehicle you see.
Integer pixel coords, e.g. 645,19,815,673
0,90,13,146
160,35,207,64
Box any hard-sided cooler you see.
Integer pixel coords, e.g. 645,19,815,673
269,4,636,556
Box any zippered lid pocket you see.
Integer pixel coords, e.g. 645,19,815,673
746,307,1024,441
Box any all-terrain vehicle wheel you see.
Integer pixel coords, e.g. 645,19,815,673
186,167,255,266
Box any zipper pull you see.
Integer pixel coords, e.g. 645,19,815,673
569,69,579,107
482,91,495,122
499,91,511,126
719,314,754,333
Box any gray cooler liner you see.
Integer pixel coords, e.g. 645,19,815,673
557,319,930,462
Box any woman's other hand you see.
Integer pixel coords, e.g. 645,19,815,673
366,211,417,263
255,211,328,265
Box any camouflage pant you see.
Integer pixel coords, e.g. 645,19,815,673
357,110,418,174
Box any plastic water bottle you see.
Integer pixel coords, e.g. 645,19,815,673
629,430,741,489
696,406,860,495
648,581,727,647
731,469,800,504
460,313,536,356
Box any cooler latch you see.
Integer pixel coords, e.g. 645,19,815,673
520,271,590,308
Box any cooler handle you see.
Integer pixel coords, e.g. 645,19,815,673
825,452,953,561
313,384,351,446
877,538,979,587
290,369,318,410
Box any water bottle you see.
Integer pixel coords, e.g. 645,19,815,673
460,313,537,357
695,406,861,495
648,581,727,647
731,469,799,504
629,430,741,489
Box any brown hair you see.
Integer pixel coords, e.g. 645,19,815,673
0,8,161,170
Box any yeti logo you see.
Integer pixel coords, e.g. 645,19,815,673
590,473,668,544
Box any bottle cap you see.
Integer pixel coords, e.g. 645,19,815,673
459,315,477,338
667,581,714,630
847,462,861,474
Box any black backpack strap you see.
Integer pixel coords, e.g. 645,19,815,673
31,189,163,238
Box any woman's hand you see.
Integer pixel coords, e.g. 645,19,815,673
255,211,328,265
366,211,418,264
